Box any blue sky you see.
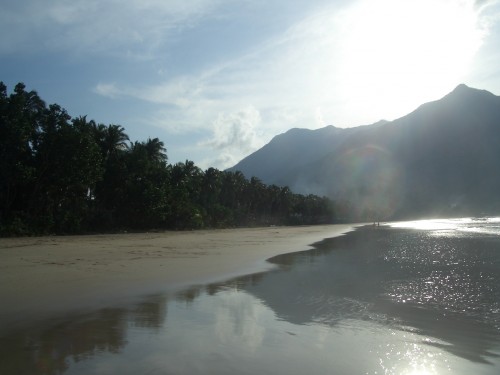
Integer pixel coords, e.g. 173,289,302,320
2,0,500,169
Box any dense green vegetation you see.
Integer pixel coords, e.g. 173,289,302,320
0,82,337,235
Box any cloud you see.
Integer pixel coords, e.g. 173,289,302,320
205,106,261,151
85,0,499,169
200,106,264,169
475,0,499,9
94,75,207,109
92,3,345,131
94,82,121,98
0,0,221,57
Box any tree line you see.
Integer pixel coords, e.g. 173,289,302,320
0,82,338,235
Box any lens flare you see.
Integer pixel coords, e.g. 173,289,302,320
332,144,403,219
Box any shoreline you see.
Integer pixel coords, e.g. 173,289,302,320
0,224,355,332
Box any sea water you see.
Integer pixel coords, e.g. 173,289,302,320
2,217,500,374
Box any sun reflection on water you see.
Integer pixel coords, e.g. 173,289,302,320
390,217,500,236
375,337,445,375
405,369,435,375
391,218,467,231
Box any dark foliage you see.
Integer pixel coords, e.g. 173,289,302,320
0,82,337,235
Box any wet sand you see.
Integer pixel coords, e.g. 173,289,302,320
0,225,353,331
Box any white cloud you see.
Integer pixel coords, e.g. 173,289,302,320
206,107,261,151
94,75,208,112
0,0,222,57
199,106,264,169
92,3,345,131
136,76,205,107
475,0,499,9
47,0,498,169
94,82,121,98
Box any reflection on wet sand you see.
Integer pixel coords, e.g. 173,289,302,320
0,308,128,375
1,225,500,374
0,295,169,375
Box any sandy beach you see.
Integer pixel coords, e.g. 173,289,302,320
0,224,353,331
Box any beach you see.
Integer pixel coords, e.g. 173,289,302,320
2,219,500,375
0,224,354,331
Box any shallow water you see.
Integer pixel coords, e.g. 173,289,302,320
2,218,500,374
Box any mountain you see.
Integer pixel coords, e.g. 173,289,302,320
229,84,500,220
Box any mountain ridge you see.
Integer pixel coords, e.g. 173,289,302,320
229,84,500,220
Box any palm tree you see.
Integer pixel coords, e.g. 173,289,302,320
92,123,129,158
72,115,95,132
144,137,167,164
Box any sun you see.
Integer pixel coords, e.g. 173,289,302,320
335,0,484,123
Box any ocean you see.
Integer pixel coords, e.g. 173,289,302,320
2,217,500,374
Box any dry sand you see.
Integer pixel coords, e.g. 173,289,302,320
0,224,354,330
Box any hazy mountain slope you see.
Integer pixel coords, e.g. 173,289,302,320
229,84,500,220
227,125,346,184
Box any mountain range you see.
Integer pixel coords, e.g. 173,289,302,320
229,84,500,220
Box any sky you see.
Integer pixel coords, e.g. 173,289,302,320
2,0,500,170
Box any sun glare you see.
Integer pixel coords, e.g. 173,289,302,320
405,370,435,375
335,0,483,123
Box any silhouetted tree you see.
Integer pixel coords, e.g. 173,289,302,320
0,81,338,235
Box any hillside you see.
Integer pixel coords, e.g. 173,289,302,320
229,85,500,220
